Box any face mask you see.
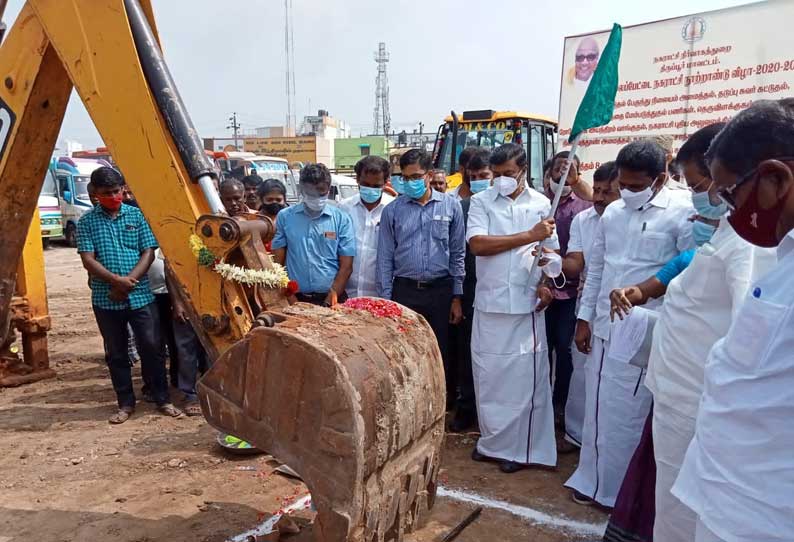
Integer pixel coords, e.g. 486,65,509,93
470,179,490,194
693,220,717,246
261,202,286,216
98,194,123,211
549,178,573,198
391,176,405,194
404,178,428,200
727,180,787,248
620,185,654,210
493,176,518,197
303,194,328,213
359,186,383,204
692,190,729,220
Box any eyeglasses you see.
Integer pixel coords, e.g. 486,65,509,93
716,156,794,210
575,54,598,62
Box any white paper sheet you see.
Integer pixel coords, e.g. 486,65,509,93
608,306,658,368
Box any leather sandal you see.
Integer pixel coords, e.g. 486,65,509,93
109,407,134,424
157,403,183,417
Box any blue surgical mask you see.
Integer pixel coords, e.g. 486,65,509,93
693,220,717,246
404,178,428,199
359,186,383,204
692,190,728,220
391,176,405,194
303,194,328,213
470,179,490,194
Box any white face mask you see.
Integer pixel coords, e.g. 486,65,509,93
620,185,654,210
549,179,572,198
493,175,518,197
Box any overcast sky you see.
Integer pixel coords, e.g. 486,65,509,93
6,0,749,148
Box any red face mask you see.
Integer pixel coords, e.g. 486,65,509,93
727,180,787,248
98,194,124,212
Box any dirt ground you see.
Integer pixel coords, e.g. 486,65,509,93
0,246,607,542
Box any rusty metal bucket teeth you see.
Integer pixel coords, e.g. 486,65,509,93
197,302,446,542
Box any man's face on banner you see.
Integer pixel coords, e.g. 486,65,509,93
575,38,600,82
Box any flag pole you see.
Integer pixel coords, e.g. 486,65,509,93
527,133,581,280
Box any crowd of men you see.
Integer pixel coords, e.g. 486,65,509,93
76,97,794,542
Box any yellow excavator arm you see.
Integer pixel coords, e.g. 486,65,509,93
0,2,446,541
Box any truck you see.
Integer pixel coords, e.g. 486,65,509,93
432,110,558,187
558,0,794,178
51,157,110,247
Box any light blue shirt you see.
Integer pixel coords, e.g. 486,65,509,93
377,190,465,298
272,203,356,294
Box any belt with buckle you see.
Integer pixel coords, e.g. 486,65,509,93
394,276,451,290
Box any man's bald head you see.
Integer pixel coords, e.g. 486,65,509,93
575,37,600,82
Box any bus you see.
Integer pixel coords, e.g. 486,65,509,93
432,110,558,187
38,168,64,248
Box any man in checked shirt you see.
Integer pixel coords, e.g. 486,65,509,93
77,167,182,424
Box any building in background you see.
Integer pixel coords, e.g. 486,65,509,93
299,110,350,140
203,136,334,169
255,125,295,138
334,136,390,173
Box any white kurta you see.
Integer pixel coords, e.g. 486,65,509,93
646,220,775,542
672,231,794,542
340,193,394,298
563,207,600,445
567,187,695,507
467,184,559,465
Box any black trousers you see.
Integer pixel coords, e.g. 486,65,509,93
296,291,349,306
153,293,180,387
93,302,170,409
392,277,454,405
448,300,475,415
546,296,578,410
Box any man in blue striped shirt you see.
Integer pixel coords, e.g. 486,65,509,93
377,149,465,408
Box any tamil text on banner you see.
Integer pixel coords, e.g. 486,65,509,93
558,0,794,179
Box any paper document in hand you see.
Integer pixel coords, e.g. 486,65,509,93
608,306,658,368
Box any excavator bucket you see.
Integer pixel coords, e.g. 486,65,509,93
198,301,446,542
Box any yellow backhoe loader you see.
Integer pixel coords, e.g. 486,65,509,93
0,2,446,541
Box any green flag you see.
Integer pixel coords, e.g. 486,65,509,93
570,23,623,141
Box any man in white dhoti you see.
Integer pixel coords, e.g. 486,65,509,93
562,161,620,447
672,99,794,542
466,143,559,473
565,140,695,507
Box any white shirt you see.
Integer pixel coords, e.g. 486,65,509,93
645,219,776,419
340,192,394,298
567,206,601,279
147,248,168,295
672,230,793,542
466,183,559,314
577,187,695,339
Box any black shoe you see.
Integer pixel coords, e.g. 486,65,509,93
448,410,477,433
471,448,491,463
499,460,525,474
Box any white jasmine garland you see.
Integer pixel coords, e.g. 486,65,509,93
213,260,290,288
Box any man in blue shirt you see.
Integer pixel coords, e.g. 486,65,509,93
77,167,181,424
272,163,356,306
377,149,466,408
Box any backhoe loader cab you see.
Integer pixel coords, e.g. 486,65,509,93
432,110,558,188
